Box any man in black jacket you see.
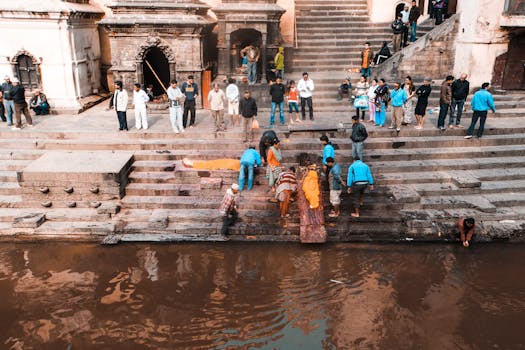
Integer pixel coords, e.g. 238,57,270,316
409,0,421,42
239,90,257,143
259,130,277,164
351,115,368,160
11,78,32,129
391,14,404,52
269,77,286,126
449,73,470,128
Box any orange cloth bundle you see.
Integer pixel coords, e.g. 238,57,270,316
302,170,320,209
192,159,240,171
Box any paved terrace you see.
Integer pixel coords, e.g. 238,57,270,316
0,101,524,243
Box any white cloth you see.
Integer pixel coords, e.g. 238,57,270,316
297,78,314,98
228,100,239,115
135,105,148,129
113,89,128,112
133,89,150,107
401,10,410,23
208,89,226,111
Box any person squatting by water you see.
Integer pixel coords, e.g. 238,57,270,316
458,217,475,247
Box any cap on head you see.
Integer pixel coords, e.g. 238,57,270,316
231,183,239,191
4,75,10,80
11,77,19,83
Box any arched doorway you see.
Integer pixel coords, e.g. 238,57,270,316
395,2,408,18
230,29,263,77
16,54,40,90
143,47,170,96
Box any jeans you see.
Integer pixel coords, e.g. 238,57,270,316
435,8,443,25
117,111,128,130
360,67,371,78
238,162,255,190
410,22,417,42
183,99,196,127
247,62,257,84
270,101,285,124
169,106,183,132
466,110,488,138
437,103,450,128
402,25,409,47
4,99,14,125
276,69,284,80
450,98,465,125
0,101,5,121
375,102,386,126
300,96,313,120
352,141,364,160
32,103,49,115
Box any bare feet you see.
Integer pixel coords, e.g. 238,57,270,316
182,158,193,168
351,213,360,218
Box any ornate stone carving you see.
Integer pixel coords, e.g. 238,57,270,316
135,36,176,63
10,49,41,64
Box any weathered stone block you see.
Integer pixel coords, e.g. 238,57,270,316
148,210,169,230
12,213,46,228
200,177,222,190
390,185,421,203
97,203,121,215
451,172,481,188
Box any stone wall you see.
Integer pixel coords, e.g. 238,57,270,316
371,15,459,81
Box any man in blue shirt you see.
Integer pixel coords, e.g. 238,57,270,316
347,157,374,218
389,82,407,132
320,134,335,189
326,157,345,218
181,75,199,128
464,82,496,139
238,146,262,191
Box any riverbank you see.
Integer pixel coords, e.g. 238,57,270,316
1,97,525,243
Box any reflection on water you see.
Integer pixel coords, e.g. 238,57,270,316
0,243,524,349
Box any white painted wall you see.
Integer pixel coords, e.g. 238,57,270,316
0,16,102,110
453,0,509,86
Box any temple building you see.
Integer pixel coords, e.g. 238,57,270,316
0,0,523,111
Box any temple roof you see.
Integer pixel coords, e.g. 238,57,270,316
0,0,104,14
100,13,214,26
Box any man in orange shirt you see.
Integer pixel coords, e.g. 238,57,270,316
360,42,374,78
266,138,282,194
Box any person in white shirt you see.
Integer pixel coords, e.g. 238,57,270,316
297,72,315,121
167,80,184,133
207,83,227,132
400,5,410,47
108,80,129,131
226,78,240,127
133,83,150,130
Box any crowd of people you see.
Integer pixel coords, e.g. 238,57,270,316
1,75,49,129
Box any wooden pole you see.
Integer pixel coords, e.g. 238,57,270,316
144,59,168,93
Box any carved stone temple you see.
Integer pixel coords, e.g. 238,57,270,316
99,0,215,95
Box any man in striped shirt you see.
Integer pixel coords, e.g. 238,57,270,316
220,183,239,235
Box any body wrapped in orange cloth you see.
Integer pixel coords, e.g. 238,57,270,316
302,170,320,209
182,158,240,171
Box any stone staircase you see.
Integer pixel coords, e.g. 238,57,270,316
287,0,433,116
1,97,525,242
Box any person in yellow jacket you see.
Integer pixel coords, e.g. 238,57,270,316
274,47,285,80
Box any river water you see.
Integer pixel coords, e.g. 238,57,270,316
0,243,524,350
